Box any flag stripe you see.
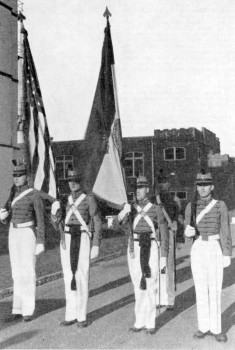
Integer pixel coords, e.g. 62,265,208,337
22,31,57,199
34,111,46,190
41,124,52,194
28,105,36,163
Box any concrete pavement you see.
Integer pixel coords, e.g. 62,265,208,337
0,233,235,349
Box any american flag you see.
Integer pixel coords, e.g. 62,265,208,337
18,26,57,198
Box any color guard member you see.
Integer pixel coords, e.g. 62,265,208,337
60,168,102,328
0,161,45,322
118,176,169,334
185,171,232,342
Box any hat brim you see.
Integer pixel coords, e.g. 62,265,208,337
136,183,149,188
13,172,27,177
68,177,82,182
196,181,213,186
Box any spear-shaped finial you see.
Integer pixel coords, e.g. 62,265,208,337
103,7,112,21
18,11,26,22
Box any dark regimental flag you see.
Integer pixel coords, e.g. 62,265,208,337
17,23,57,198
83,13,127,209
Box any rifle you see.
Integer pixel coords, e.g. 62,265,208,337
190,185,199,240
2,184,16,223
4,184,16,211
39,191,65,249
156,193,178,292
157,230,161,315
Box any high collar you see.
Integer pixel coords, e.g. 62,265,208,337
15,184,29,193
72,190,83,200
137,197,149,206
197,195,213,206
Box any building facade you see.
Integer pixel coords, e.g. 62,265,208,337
0,0,18,206
52,127,235,212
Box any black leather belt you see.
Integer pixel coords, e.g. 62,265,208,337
134,238,155,242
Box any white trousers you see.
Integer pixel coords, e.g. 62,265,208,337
191,238,223,334
128,240,158,329
156,230,175,306
8,224,36,316
60,231,91,322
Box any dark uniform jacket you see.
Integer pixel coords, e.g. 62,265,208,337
64,191,102,247
131,198,169,258
5,184,45,244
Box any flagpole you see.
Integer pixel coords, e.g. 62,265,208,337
17,12,30,174
103,6,112,21
151,139,155,193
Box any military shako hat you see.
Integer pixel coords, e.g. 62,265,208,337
196,170,213,186
156,168,170,184
67,168,82,182
12,160,27,177
136,175,149,188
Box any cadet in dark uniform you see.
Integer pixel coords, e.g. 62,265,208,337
118,176,169,334
59,168,102,328
0,161,45,322
185,171,232,342
155,173,180,310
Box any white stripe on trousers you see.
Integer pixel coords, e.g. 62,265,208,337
128,240,158,329
60,232,91,322
9,224,36,316
191,238,223,334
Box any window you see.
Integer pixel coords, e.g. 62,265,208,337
170,191,187,200
164,147,186,161
123,152,144,178
55,155,74,180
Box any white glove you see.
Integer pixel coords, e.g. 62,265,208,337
223,256,231,268
160,257,167,270
118,203,131,222
90,246,99,260
60,239,66,250
0,208,9,221
80,225,92,238
129,250,135,259
35,244,45,256
51,201,60,215
184,225,196,238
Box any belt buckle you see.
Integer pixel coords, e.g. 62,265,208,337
71,204,76,211
201,235,208,241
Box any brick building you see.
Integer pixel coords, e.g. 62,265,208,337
0,0,18,206
52,126,235,212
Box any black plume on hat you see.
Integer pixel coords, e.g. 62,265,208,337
196,169,213,185
157,168,169,183
12,159,27,177
67,165,82,182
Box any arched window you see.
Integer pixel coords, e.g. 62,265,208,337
164,147,186,161
123,152,144,178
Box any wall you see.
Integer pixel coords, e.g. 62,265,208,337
0,0,18,206
52,127,235,211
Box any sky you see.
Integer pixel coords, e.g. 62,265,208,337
21,0,235,156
